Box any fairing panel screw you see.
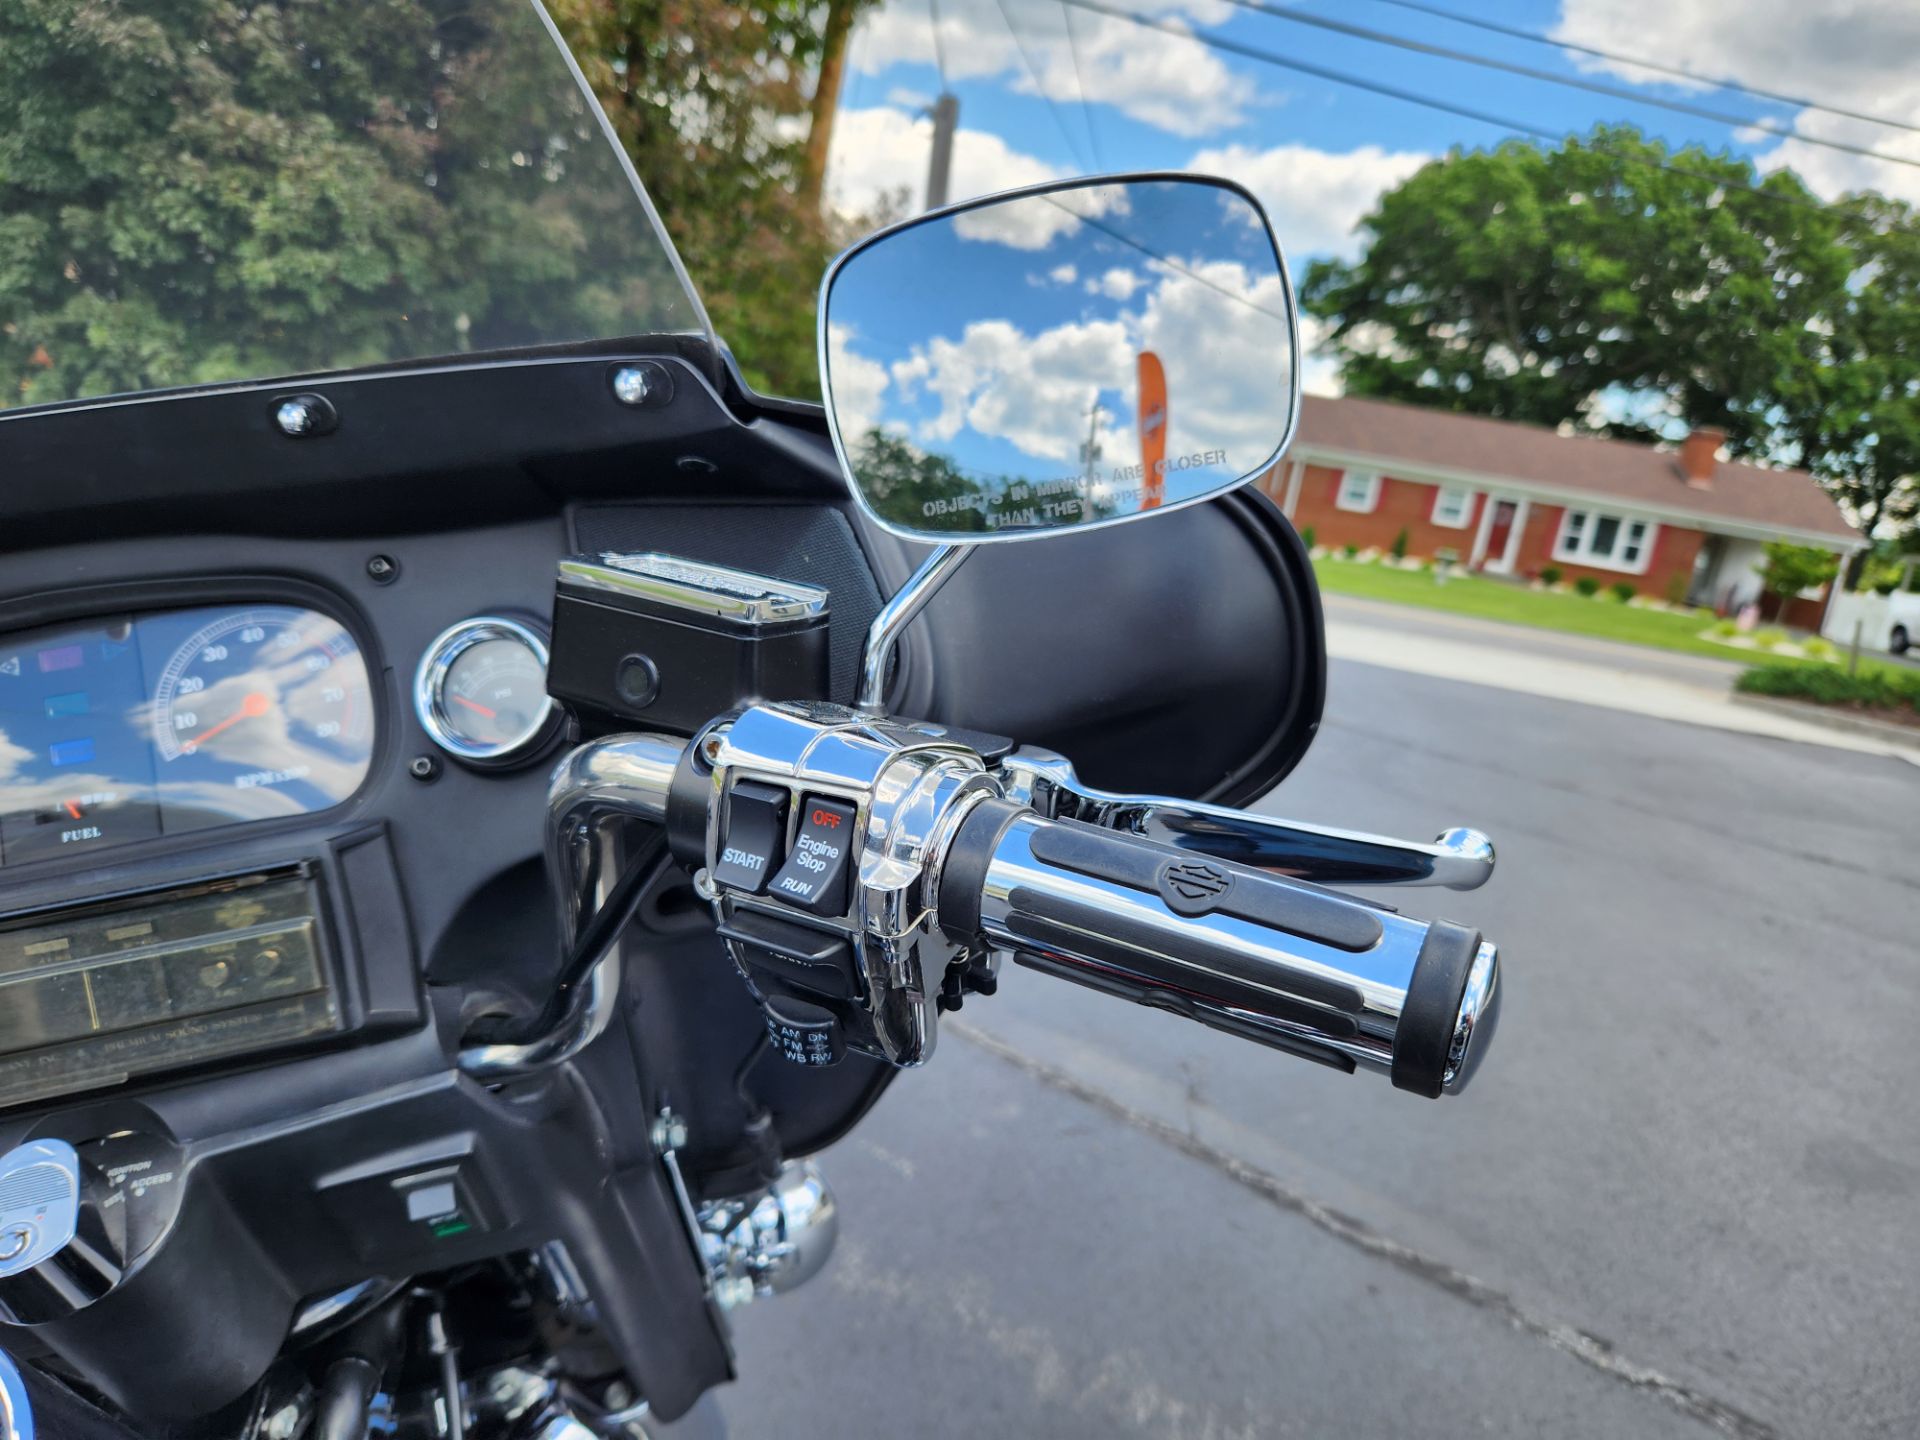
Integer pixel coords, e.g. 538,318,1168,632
611,366,651,405
408,754,440,781
366,554,398,583
273,392,337,436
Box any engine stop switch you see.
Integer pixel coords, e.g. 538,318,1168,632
713,781,788,893
767,797,856,915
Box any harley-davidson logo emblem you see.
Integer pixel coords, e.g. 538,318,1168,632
1162,860,1230,905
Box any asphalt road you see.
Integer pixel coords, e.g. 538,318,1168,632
719,657,1920,1440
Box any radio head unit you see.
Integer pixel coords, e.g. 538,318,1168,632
0,866,339,1109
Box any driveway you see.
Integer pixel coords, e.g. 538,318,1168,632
719,654,1920,1439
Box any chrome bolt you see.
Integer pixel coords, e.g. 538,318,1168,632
650,1110,688,1154
273,392,335,437
611,366,651,406
276,398,317,435
0,1225,30,1262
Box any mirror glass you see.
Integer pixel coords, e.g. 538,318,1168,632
822,177,1297,542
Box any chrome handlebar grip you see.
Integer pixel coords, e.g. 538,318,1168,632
1000,750,1495,891
941,801,1500,1096
457,731,688,1080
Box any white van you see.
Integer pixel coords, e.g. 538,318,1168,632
1824,560,1920,655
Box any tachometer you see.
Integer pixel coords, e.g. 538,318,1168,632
413,617,557,766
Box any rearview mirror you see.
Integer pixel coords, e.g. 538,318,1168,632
820,175,1299,543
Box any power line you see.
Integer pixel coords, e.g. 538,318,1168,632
993,0,1093,169
1052,0,1902,230
1213,0,1920,174
1060,2,1106,170
1355,0,1920,139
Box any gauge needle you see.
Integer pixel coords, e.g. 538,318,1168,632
64,800,82,820
184,690,272,752
452,694,498,719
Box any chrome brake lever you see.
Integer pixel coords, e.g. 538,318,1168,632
998,749,1494,892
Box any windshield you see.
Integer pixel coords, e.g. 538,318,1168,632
0,0,709,413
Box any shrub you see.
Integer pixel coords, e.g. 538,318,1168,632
1574,576,1601,597
1752,627,1787,650
1737,662,1920,712
1610,581,1636,603
1539,564,1563,586
1664,573,1690,606
1300,525,1316,550
1390,527,1410,561
1802,637,1835,660
1343,543,1360,560
1711,618,1739,638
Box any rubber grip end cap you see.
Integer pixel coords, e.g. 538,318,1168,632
1391,919,1483,1099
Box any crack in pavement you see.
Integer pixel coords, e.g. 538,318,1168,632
949,1019,1782,1440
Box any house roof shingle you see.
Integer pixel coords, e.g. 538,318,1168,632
1292,393,1861,545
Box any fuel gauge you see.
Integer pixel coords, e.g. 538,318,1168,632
414,617,559,766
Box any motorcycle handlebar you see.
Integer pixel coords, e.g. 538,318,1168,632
938,799,1500,1097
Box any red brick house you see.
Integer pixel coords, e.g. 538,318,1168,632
1262,395,1864,628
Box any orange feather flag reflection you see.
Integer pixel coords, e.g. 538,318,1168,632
1137,350,1168,510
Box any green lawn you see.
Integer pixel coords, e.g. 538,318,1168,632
1312,557,1908,678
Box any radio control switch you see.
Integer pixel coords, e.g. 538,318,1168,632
768,797,857,915
713,782,788,893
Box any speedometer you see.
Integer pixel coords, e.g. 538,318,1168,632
149,607,376,831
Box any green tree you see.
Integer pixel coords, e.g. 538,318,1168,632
1760,542,1841,614
549,0,880,398
850,428,991,531
0,0,693,411
1302,126,1849,458
1774,193,1920,576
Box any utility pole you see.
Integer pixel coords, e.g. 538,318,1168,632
1079,399,1105,482
925,93,958,210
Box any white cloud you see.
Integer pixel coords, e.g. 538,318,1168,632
824,322,893,441
948,179,1130,253
1049,263,1078,283
852,0,1256,139
1184,142,1432,261
1134,256,1297,465
1298,313,1342,398
1553,0,1920,203
1086,267,1143,299
869,257,1296,473
1756,113,1920,206
1551,0,1920,99
826,106,1063,223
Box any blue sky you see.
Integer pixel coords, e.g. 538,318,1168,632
822,0,1920,390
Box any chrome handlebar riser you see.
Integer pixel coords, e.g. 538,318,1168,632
456,732,686,1081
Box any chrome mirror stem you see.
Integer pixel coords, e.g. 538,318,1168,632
856,544,973,711
999,750,1495,891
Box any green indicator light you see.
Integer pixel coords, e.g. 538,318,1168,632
431,1218,471,1239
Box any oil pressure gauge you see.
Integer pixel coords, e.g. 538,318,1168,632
414,617,560,767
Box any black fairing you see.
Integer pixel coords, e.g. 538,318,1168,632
907,486,1324,804
0,348,1323,1423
